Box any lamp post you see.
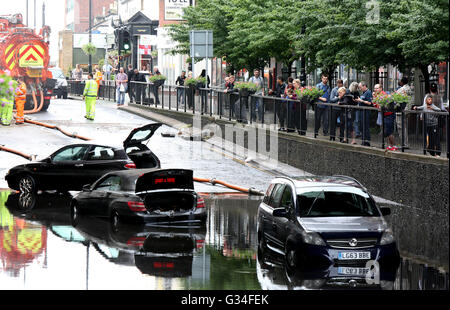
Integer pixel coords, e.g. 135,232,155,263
88,0,93,74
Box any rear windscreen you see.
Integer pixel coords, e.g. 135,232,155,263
298,191,379,217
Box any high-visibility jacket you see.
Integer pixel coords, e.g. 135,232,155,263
15,82,27,101
83,79,98,97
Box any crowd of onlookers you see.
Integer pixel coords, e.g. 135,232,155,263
220,70,447,157
69,63,448,157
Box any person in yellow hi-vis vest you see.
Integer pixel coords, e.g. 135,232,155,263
83,73,98,120
15,76,27,125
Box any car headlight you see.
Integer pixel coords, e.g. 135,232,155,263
301,231,326,246
380,229,395,245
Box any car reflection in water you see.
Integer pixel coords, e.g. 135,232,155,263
72,215,206,277
257,246,397,290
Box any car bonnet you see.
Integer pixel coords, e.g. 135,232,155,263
298,216,388,233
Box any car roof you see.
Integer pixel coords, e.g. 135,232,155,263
272,175,368,192
102,168,161,179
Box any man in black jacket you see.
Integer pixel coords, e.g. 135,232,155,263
176,70,186,106
270,76,287,131
127,64,135,103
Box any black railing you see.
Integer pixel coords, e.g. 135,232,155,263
67,79,449,158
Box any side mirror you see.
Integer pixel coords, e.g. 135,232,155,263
82,184,92,192
380,207,391,216
44,157,52,163
272,208,287,218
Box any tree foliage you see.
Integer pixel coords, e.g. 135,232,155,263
165,0,449,77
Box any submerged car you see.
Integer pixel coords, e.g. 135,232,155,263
5,123,162,193
70,168,207,227
257,176,400,272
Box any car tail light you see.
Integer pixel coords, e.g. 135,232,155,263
126,237,146,246
153,262,174,269
196,196,205,209
125,163,136,169
127,201,146,212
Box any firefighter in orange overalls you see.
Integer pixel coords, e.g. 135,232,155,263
15,76,27,125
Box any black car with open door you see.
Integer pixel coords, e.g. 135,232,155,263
5,123,162,193
70,168,207,228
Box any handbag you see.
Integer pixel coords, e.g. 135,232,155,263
119,83,125,93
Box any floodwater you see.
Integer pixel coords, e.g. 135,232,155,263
0,190,447,290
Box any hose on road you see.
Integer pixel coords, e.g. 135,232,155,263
24,119,92,141
0,145,33,161
194,177,265,196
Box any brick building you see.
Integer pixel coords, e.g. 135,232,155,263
64,0,116,32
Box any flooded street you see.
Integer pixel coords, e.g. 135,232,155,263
0,191,447,290
0,100,448,290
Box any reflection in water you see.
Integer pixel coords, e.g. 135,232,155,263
0,191,48,278
0,190,448,290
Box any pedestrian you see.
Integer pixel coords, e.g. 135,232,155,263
14,76,27,125
329,79,344,141
373,84,396,150
132,68,143,104
94,66,103,95
102,61,113,81
355,81,373,146
270,76,287,131
152,66,162,106
72,64,83,95
126,64,135,103
337,86,357,144
314,73,331,137
248,69,265,122
224,75,238,118
115,67,128,107
83,73,98,120
413,94,443,157
176,70,187,106
423,82,445,110
396,77,412,148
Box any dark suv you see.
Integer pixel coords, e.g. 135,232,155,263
257,176,400,272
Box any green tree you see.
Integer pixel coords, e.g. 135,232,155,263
387,0,449,92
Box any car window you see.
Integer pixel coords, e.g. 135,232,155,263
50,69,65,79
298,191,379,217
269,184,285,208
87,146,115,161
280,186,294,212
95,176,121,192
52,146,89,162
263,184,275,204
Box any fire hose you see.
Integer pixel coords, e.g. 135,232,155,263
0,145,34,161
23,119,91,141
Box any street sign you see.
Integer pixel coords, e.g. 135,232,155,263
189,30,213,58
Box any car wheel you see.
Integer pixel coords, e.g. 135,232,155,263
285,242,298,273
18,175,36,193
18,191,36,211
70,202,81,227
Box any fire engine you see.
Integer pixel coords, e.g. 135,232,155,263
0,13,54,112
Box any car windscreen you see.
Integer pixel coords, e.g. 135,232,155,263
297,191,379,217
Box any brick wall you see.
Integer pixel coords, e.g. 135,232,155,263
74,0,116,32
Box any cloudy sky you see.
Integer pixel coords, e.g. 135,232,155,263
3,0,66,63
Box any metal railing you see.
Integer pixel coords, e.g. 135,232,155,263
67,79,449,158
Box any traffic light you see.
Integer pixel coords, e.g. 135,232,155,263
122,30,131,52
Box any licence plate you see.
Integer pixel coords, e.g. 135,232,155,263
338,251,371,260
338,267,370,275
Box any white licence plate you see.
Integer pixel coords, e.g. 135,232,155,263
338,251,371,260
338,267,370,275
